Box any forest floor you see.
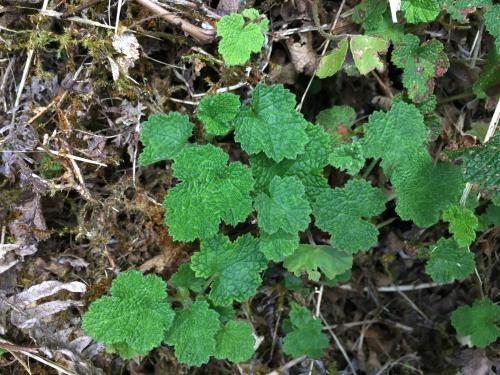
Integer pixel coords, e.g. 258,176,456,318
1,0,499,374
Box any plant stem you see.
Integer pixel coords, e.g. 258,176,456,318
437,91,474,105
361,158,380,179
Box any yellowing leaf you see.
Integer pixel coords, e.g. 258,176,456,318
284,244,353,281
350,35,388,75
317,38,348,79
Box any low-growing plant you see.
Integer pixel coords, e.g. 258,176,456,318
82,3,500,369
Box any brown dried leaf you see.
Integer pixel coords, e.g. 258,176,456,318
286,33,318,75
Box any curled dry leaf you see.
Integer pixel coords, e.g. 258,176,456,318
11,300,85,329
8,193,47,242
12,280,86,305
5,280,86,329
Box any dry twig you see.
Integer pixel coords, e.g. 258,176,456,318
133,0,215,44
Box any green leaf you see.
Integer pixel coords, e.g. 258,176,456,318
365,12,405,43
282,303,329,358
352,0,388,30
415,94,437,114
215,320,255,363
164,144,254,241
472,50,500,99
451,299,500,348
492,191,500,205
392,153,464,227
455,133,500,193
316,105,356,134
197,92,240,136
255,176,311,234
165,299,220,366
323,269,352,287
283,275,305,291
139,113,194,166
234,84,309,162
443,205,478,247
392,34,449,102
484,4,500,53
285,124,331,177
82,270,174,359
190,234,267,306
317,38,348,79
425,238,475,282
329,141,366,175
440,0,491,22
170,263,204,293
284,244,353,282
313,179,386,253
362,101,427,172
477,203,500,231
350,35,389,75
401,0,440,23
216,9,269,65
250,123,331,201
260,228,300,262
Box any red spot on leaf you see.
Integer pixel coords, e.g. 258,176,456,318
336,125,348,135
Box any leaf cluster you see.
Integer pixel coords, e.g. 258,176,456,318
83,271,256,366
84,14,500,362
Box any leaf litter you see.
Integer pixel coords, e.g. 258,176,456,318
0,0,499,373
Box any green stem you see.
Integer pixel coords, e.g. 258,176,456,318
376,217,396,229
200,275,217,295
361,158,380,179
437,91,474,105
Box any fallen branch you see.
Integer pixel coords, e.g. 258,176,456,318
339,282,452,292
133,0,215,44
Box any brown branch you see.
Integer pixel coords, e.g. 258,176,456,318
134,0,215,44
62,0,104,18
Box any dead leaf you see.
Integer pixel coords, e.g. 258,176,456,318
456,349,495,375
12,280,86,305
5,280,86,329
11,300,84,329
286,33,318,75
8,193,47,242
112,32,140,78
107,57,120,82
